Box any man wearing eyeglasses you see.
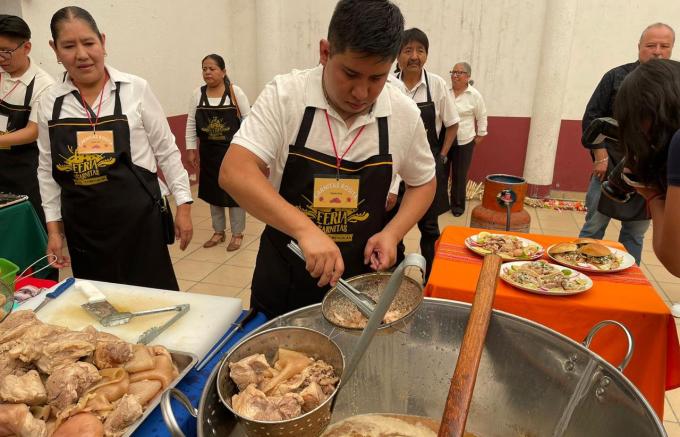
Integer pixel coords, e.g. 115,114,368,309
0,15,55,227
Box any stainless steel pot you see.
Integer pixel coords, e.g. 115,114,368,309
162,298,665,437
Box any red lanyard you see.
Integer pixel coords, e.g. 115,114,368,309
0,76,21,102
324,110,365,177
76,72,108,133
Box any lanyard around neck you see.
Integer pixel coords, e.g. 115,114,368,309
0,76,21,102
76,72,109,133
324,110,365,178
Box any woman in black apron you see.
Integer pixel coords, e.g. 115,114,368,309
186,54,247,251
38,6,193,290
251,107,393,317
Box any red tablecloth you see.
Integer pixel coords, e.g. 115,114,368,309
425,226,680,418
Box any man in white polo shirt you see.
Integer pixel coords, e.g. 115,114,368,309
221,0,436,317
392,27,459,279
0,15,55,226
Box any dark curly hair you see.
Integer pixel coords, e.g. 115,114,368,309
615,59,680,191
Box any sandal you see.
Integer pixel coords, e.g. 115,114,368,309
203,232,226,248
227,234,244,252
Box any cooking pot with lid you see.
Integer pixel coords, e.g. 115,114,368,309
162,298,665,436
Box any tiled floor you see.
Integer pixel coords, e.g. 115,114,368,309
59,188,680,430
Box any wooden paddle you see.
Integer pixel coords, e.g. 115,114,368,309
438,254,502,437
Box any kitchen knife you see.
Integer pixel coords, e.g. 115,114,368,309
195,307,257,371
34,277,75,312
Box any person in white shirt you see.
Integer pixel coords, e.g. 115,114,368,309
220,0,436,318
37,6,193,291
393,27,460,279
449,61,488,216
0,15,55,226
186,54,250,251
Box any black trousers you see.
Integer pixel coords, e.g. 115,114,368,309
447,139,475,215
388,184,439,280
417,203,440,280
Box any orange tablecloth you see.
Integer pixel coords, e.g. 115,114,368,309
426,226,680,418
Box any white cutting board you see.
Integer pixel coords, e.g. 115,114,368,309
25,279,243,361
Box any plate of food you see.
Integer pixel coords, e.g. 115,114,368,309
500,260,593,295
546,239,635,272
465,231,544,260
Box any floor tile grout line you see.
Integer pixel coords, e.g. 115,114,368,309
667,395,680,423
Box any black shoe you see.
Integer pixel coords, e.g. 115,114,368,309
452,210,464,217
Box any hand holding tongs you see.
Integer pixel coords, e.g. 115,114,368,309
286,241,377,318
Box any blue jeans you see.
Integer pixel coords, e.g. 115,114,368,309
579,176,650,264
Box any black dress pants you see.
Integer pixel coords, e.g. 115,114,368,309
417,203,440,280
447,139,475,216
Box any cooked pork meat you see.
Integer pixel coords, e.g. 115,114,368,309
93,341,133,370
0,310,37,332
0,370,47,405
271,392,304,419
0,351,32,381
8,324,69,367
0,403,47,437
230,350,339,421
300,360,339,395
0,311,42,345
103,395,142,437
127,380,162,406
260,349,311,394
52,413,104,437
299,381,327,412
229,353,276,391
267,372,304,395
86,368,130,402
123,345,154,373
232,385,305,421
128,351,178,389
35,329,97,374
46,362,101,410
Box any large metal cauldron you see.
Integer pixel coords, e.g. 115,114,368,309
163,298,665,436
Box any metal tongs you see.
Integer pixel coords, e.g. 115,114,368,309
287,241,377,318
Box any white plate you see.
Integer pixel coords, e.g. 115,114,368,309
546,244,636,273
464,232,544,261
500,261,593,296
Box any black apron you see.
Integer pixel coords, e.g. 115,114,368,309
195,84,241,207
251,107,392,317
400,71,449,215
48,83,178,290
0,77,46,225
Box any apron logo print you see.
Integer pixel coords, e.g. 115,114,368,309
200,116,230,141
300,195,369,243
57,145,115,186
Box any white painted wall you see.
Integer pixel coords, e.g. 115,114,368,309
17,0,680,119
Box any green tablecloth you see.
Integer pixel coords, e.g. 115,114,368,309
0,200,54,281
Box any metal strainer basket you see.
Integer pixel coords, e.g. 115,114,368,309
322,272,424,330
216,326,345,437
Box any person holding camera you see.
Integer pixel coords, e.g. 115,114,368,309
615,59,680,316
579,23,674,265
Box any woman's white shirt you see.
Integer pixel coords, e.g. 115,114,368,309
452,85,488,144
37,65,192,222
